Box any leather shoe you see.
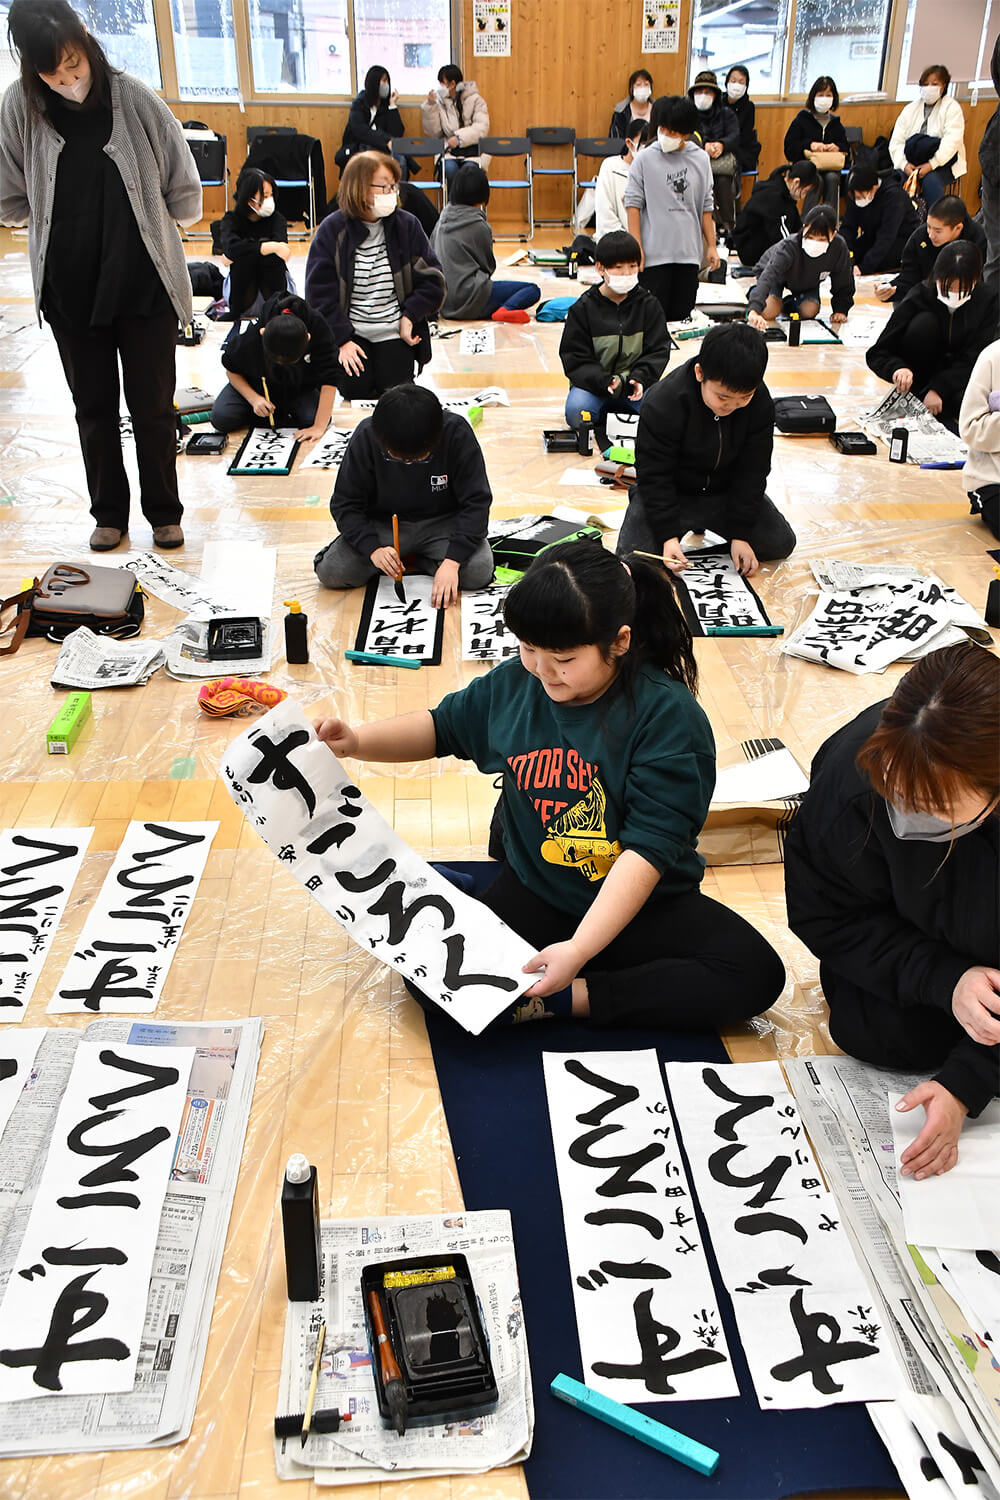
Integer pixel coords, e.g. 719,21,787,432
152,524,185,549
89,526,123,551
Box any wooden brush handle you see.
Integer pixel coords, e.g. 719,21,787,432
367,1289,403,1383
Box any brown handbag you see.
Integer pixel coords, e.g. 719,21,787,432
0,563,144,655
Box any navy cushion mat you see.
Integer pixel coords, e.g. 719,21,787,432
423,862,901,1500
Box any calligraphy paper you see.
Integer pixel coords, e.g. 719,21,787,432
0,829,93,1019
810,560,988,630
543,1049,738,1404
0,1029,45,1137
227,426,299,476
299,430,351,469
0,1040,194,1399
200,540,275,623
459,327,495,356
712,748,809,804
48,822,217,1015
222,700,535,1034
118,553,241,619
667,1061,900,1408
889,1094,1000,1250
782,577,959,674
673,552,772,634
461,586,519,661
353,574,444,665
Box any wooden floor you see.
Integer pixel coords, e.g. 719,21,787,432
0,220,992,1500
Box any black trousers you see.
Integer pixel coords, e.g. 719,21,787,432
337,337,419,399
210,383,319,433
476,861,785,1031
617,489,797,562
638,263,701,322
227,253,289,319
50,308,182,531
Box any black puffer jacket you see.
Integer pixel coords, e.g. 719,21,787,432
866,280,998,415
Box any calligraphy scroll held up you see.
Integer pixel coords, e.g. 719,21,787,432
0,1041,194,1400
47,822,218,1015
543,1048,738,1404
222,700,535,1033
0,828,92,1020
354,574,445,665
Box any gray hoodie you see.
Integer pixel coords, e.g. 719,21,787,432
431,202,496,319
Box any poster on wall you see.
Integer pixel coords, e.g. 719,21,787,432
473,0,512,57
641,0,681,53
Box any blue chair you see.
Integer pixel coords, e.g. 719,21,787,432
479,136,534,240
390,137,448,202
527,126,576,227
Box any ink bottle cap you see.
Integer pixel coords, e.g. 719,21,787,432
286,1153,311,1184
284,599,302,613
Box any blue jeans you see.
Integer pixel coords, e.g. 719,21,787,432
484,280,541,314
920,163,955,209
565,385,642,431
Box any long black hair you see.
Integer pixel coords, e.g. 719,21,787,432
7,0,112,117
503,541,698,696
363,63,390,109
234,166,277,215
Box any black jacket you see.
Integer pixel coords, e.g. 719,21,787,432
609,98,650,139
559,283,670,394
732,166,801,267
783,108,849,163
340,92,405,160
633,358,774,542
221,292,338,404
866,280,999,412
841,175,920,274
219,205,288,264
728,92,761,171
890,214,988,301
692,99,739,156
784,703,999,1117
330,410,492,562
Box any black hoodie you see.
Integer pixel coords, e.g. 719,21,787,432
221,292,339,406
784,702,999,1118
866,280,999,415
732,166,802,267
559,283,670,394
841,174,920,274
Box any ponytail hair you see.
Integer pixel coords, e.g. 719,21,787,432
502,540,698,696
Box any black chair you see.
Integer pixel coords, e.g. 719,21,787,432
575,136,622,192
243,128,326,238
527,126,576,227
182,123,227,241
390,137,448,202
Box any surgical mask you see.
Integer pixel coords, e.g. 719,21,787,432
887,801,993,842
632,85,651,103
607,272,639,294
658,132,682,153
854,193,875,208
802,237,828,258
254,196,276,218
938,287,972,310
920,83,943,104
693,92,714,111
437,86,450,101
48,74,91,104
372,190,397,218
813,95,834,113
727,81,746,100
379,80,390,100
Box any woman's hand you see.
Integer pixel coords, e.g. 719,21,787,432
522,939,585,997
896,1081,968,1179
923,389,943,416
251,394,275,419
447,134,459,150
917,162,932,179
951,966,1000,1046
426,89,437,104
338,340,367,377
893,367,914,394
313,717,359,758
399,315,421,347
748,309,768,331
627,379,644,401
705,140,722,160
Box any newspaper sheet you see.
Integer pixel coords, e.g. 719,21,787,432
861,390,967,466
0,1016,262,1454
51,628,165,689
274,1210,533,1484
162,619,275,679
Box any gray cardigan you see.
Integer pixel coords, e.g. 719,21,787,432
0,71,202,325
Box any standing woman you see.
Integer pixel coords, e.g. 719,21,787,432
338,64,406,169
725,65,761,177
0,0,201,552
609,69,654,139
889,64,967,210
219,166,291,319
783,76,849,211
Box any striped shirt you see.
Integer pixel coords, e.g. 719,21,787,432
350,220,402,342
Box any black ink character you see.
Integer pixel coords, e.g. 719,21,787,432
245,729,316,816
591,1289,727,1395
769,1289,879,1394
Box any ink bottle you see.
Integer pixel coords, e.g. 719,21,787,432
282,1153,321,1301
889,427,908,464
284,599,309,664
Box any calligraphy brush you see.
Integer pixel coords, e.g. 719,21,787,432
261,376,275,429
300,1318,326,1448
391,513,406,603
367,1288,407,1435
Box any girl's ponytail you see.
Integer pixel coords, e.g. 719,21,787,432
624,555,698,695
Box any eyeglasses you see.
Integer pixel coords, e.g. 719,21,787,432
371,184,397,196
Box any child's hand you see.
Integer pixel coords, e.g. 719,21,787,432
522,939,584,997
313,717,359,758
923,389,943,416
251,394,275,419
339,340,367,377
730,538,759,577
660,538,690,572
830,311,847,325
747,309,768,331
893,367,914,393
628,379,643,401
431,558,460,608
875,283,895,301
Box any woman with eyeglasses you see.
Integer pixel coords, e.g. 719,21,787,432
785,645,1000,1180
305,151,445,400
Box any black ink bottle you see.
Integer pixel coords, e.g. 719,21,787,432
284,599,310,664
282,1153,321,1301
889,427,908,464
788,313,801,347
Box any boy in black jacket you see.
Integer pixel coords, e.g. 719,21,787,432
841,165,920,275
314,384,494,608
877,195,988,302
212,292,338,439
559,231,670,443
617,322,796,577
732,161,819,269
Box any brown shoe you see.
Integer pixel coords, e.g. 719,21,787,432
89,526,124,551
152,524,185,549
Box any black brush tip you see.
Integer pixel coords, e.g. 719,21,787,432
385,1377,408,1436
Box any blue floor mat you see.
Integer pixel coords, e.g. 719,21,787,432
424,863,900,1500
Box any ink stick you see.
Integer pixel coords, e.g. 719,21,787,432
282,1154,321,1301
551,1374,719,1476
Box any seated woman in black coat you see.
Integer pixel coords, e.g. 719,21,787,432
866,241,998,424
338,63,406,172
785,644,999,1179
724,65,761,175
219,167,291,319
783,75,849,211
609,68,654,139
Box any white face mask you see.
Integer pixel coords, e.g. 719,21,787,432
854,193,875,208
802,237,828,258
938,287,972,310
372,190,397,218
254,196,276,218
379,80,390,100
693,92,715,112
727,81,746,100
48,73,91,104
607,272,639,294
437,86,450,101
658,132,682,153
632,85,651,103
813,94,834,113
920,83,943,104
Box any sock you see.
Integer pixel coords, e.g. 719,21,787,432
491,307,531,324
430,862,476,897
